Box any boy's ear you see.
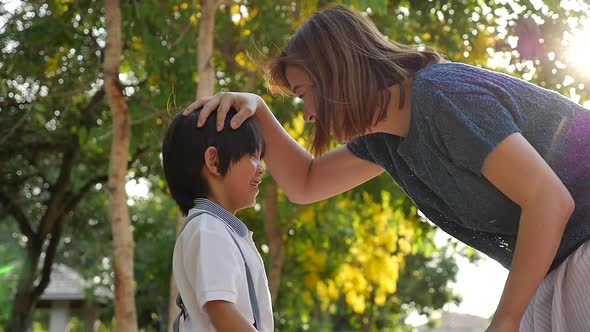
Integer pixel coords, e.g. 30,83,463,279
203,146,221,176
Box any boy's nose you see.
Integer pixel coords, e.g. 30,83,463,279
304,112,316,123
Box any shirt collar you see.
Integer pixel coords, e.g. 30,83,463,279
192,198,248,237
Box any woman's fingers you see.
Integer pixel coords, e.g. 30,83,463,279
216,94,235,130
197,94,224,127
181,92,258,130
229,106,255,129
182,97,209,116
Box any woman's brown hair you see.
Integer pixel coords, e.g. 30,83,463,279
265,4,445,155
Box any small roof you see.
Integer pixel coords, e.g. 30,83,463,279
416,312,490,331
37,264,111,308
40,264,87,301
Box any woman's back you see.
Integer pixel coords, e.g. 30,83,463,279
347,62,590,270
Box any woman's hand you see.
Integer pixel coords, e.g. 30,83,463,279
182,92,266,131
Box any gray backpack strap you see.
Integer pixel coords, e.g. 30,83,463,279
172,293,187,332
227,231,261,330
173,210,260,331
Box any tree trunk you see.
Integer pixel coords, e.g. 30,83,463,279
167,1,220,331
7,287,36,332
196,0,220,97
5,148,76,332
7,222,65,332
263,183,284,302
103,0,138,331
166,213,185,332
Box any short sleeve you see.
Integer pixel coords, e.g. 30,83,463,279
346,136,369,160
416,87,521,174
182,217,243,309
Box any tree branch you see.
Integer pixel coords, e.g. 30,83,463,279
0,141,67,156
79,88,106,128
130,97,169,117
39,146,78,239
129,146,151,166
0,109,30,145
0,192,36,240
63,175,109,213
33,220,63,299
170,22,194,48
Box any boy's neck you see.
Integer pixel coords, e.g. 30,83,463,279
193,198,250,236
206,195,238,215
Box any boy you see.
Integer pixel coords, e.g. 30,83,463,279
162,108,273,332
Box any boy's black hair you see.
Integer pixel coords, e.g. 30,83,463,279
162,108,265,215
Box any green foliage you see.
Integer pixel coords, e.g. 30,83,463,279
0,257,20,328
1,0,588,330
56,176,179,329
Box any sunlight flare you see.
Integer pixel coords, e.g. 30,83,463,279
565,20,590,76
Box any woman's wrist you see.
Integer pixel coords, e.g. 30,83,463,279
486,315,520,332
490,309,521,329
254,94,269,114
253,95,274,122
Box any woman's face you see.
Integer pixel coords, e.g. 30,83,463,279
285,65,317,123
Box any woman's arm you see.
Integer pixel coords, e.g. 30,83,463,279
184,92,384,204
481,133,575,331
205,300,258,332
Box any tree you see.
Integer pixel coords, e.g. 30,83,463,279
0,2,111,330
0,1,158,329
103,0,139,330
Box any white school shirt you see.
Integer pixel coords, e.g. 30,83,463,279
172,199,274,332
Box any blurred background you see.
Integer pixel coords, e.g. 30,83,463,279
1,0,588,331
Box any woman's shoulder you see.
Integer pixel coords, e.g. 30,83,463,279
414,62,461,80
414,62,485,87
413,62,518,100
414,62,530,91
412,62,459,96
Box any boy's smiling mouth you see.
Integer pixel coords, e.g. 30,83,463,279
250,179,262,189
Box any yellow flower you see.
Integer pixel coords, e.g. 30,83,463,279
375,290,386,305
304,272,319,289
398,238,412,254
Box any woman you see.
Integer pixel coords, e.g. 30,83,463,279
183,5,590,331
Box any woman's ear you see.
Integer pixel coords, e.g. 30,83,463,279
203,146,221,176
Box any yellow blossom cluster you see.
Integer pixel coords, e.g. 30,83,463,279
311,191,419,314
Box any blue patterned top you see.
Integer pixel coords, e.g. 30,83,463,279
347,62,590,271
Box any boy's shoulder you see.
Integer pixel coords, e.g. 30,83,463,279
181,209,231,237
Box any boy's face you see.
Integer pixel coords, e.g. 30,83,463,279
221,152,265,212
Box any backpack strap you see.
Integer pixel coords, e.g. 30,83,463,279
173,210,260,331
227,229,261,330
